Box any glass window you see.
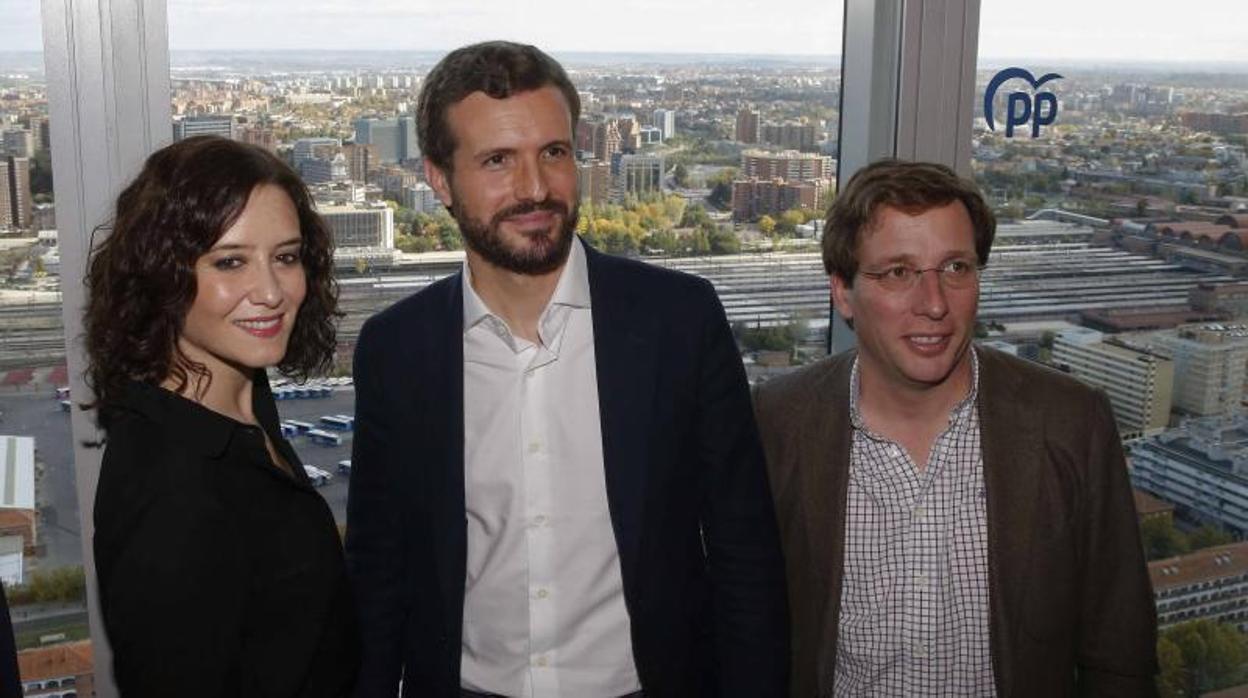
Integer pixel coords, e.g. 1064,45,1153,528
166,1,846,514
975,2,1248,688
0,0,93,673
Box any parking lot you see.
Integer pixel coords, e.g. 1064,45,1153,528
0,383,359,570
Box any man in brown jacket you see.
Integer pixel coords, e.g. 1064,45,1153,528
753,159,1157,697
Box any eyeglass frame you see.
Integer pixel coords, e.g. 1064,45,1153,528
856,257,983,292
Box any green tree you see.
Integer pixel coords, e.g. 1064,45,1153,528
687,229,711,256
642,230,679,254
1164,620,1248,695
707,168,738,210
680,203,711,228
708,227,740,255
438,223,463,251
758,214,776,236
733,321,807,353
1188,524,1235,551
1157,636,1186,698
1140,517,1188,561
604,229,638,255
777,209,805,236
673,162,690,188
3,566,86,606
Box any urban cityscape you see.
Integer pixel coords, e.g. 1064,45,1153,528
3,19,1248,696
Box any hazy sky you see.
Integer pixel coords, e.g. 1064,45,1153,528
2,0,1246,64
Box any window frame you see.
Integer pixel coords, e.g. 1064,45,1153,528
39,1,982,693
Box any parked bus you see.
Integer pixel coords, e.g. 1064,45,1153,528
319,415,354,431
306,429,342,447
285,420,315,434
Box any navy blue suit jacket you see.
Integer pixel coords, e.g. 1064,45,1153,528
346,243,788,697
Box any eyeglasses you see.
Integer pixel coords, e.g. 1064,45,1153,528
857,258,981,292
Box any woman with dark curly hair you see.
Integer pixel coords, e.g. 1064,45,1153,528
85,135,358,697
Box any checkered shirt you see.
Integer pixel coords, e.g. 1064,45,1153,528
833,350,996,697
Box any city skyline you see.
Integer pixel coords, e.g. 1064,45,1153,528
2,0,1248,65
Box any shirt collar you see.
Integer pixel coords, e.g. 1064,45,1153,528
461,236,592,341
108,371,281,459
849,346,981,431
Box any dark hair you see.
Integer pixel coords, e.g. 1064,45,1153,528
822,158,996,285
417,41,580,172
84,135,339,415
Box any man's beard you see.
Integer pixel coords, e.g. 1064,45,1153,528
450,195,578,276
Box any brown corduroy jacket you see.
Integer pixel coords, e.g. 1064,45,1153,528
753,347,1158,697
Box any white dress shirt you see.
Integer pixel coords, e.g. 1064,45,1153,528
460,238,641,697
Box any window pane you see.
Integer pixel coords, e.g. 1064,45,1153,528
1,1,95,689
166,1,845,517
976,3,1248,687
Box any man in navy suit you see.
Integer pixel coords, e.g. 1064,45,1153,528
346,41,788,698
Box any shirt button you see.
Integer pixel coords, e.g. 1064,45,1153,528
534,655,548,667
527,441,541,454
536,588,549,599
916,573,929,588
913,642,928,659
533,514,547,526
913,506,926,521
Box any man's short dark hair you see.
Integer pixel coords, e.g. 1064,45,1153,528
417,41,581,172
822,158,996,285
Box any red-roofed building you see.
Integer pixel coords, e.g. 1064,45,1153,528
1151,542,1248,631
17,640,93,697
1133,488,1174,525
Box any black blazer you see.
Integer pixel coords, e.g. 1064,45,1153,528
94,376,359,697
0,583,19,698
346,243,789,697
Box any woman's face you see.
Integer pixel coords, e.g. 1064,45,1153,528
177,184,307,379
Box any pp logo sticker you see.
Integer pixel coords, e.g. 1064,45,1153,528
984,67,1062,138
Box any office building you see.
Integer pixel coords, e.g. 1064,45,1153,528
1051,327,1174,439
735,108,761,144
0,156,32,231
401,182,441,214
762,121,818,151
318,203,394,249
237,124,277,152
616,117,641,152
594,120,622,163
1130,414,1248,536
1191,282,1248,319
652,109,676,140
617,154,664,198
577,159,612,206
292,137,340,173
741,149,834,182
302,153,349,185
344,143,378,184
2,128,35,158
1151,542,1248,631
1154,323,1248,417
376,166,421,200
731,178,826,222
172,115,234,141
354,116,418,164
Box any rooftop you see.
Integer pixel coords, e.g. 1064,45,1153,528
1133,488,1174,518
17,640,93,681
1150,541,1248,593
0,435,35,510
